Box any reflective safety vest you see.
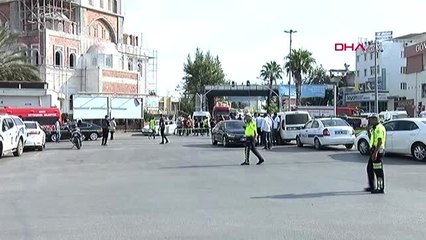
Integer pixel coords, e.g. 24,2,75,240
370,123,386,150
373,162,383,170
149,119,155,130
245,120,257,137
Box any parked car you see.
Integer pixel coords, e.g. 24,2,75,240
24,121,46,151
355,118,426,161
141,120,177,136
296,117,355,150
278,111,311,144
47,121,102,142
0,115,27,157
211,120,246,147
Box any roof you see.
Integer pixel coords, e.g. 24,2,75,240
86,42,120,55
393,32,426,40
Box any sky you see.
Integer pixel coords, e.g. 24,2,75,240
123,0,426,96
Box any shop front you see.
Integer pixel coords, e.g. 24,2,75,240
345,92,389,113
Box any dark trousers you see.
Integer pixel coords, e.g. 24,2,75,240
150,130,156,139
160,128,169,143
244,137,265,163
263,131,272,149
272,129,279,145
256,128,262,145
102,128,109,145
367,152,385,190
110,130,115,140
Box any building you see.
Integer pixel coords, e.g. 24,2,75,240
0,0,157,114
404,39,426,115
352,33,426,115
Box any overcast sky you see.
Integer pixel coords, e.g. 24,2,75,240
123,0,426,96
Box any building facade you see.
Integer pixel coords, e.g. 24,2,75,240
404,39,426,115
0,0,157,114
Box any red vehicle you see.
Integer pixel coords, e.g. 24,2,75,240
0,106,61,131
336,107,359,116
212,105,231,122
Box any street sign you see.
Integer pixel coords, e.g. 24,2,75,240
375,31,393,41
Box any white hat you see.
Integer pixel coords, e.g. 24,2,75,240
245,112,252,117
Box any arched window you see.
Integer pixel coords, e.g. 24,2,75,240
128,59,133,71
57,22,64,32
55,51,62,67
69,53,76,68
34,50,40,65
138,63,143,74
108,0,111,10
113,0,118,13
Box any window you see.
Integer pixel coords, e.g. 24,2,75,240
113,0,118,13
138,63,143,74
400,66,407,74
91,57,97,66
321,119,349,127
356,55,360,62
312,121,319,128
100,0,104,8
394,121,419,131
370,66,374,75
12,118,24,126
370,52,373,60
285,114,309,125
356,70,359,77
24,122,37,129
108,0,111,10
89,0,93,5
69,53,76,68
2,119,8,132
55,51,62,66
377,65,380,74
400,82,407,90
34,50,40,65
6,118,15,129
303,121,313,129
364,69,367,77
364,54,367,61
106,56,112,67
128,59,133,71
401,51,404,58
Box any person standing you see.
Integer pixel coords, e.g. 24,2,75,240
149,117,156,139
256,113,264,146
110,117,117,140
101,115,110,146
241,113,265,166
261,113,273,150
365,114,386,194
272,113,280,145
159,114,169,144
237,114,243,121
55,119,61,143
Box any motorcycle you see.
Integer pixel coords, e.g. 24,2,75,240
68,126,83,150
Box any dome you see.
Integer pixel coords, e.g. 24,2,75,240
86,42,119,55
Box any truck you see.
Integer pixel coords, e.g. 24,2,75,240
212,105,231,122
0,106,61,131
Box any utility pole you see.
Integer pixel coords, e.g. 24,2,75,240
284,29,297,111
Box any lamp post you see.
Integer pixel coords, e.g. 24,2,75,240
284,29,297,111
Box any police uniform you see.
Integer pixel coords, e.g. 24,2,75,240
241,114,265,165
149,119,156,139
366,115,386,194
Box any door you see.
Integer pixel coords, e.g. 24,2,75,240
300,120,313,144
1,119,12,152
308,120,321,145
382,121,396,152
5,118,17,149
391,121,420,154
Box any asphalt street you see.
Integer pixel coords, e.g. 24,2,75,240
0,133,425,240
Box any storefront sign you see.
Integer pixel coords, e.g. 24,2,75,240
416,42,426,53
346,93,388,102
375,31,393,41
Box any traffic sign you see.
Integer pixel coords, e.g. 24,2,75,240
375,31,393,41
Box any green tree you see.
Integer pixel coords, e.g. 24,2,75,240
284,49,315,106
260,61,283,113
177,48,226,113
0,26,41,81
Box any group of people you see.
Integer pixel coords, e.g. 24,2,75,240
176,117,212,137
101,115,117,146
148,114,169,144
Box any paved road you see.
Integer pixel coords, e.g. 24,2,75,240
0,133,425,240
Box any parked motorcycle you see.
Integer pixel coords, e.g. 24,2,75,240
68,126,83,150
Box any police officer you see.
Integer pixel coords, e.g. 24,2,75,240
149,117,156,140
101,115,110,146
365,114,386,194
159,114,169,144
241,113,265,166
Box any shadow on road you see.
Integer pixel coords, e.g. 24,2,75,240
329,152,425,165
182,144,244,149
161,163,240,169
271,145,352,153
251,190,369,200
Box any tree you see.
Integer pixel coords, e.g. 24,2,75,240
260,61,283,113
284,49,315,106
178,48,226,113
0,26,41,82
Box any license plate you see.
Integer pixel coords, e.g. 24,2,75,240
241,137,246,141
335,130,347,134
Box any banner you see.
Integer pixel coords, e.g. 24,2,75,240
278,84,326,98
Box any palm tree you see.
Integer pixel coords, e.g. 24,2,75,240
284,49,315,106
260,61,283,113
0,26,41,82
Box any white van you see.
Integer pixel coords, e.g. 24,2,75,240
379,110,408,122
278,111,311,143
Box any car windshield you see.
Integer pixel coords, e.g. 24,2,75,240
286,114,309,125
225,121,244,129
23,117,58,125
24,122,37,129
321,119,349,127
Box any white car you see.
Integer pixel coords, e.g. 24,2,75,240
296,118,355,150
0,115,27,158
278,111,311,143
355,118,426,161
24,121,46,151
141,120,177,136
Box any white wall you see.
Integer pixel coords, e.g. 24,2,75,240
0,96,51,108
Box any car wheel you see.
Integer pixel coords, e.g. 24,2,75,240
296,136,303,148
345,144,354,150
212,136,218,145
411,142,426,161
0,143,3,158
314,138,322,150
37,145,44,151
357,139,370,155
13,139,24,157
222,136,228,147
90,132,98,141
50,134,57,142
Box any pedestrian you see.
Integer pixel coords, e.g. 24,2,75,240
272,113,280,145
194,119,199,136
149,117,156,139
261,113,273,150
101,115,110,146
256,113,264,146
241,113,265,165
159,114,169,144
55,119,61,143
237,114,243,121
365,114,386,194
110,117,117,140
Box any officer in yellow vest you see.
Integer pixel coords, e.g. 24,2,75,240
241,113,265,166
149,118,156,140
365,114,386,194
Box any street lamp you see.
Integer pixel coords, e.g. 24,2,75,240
284,29,297,111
